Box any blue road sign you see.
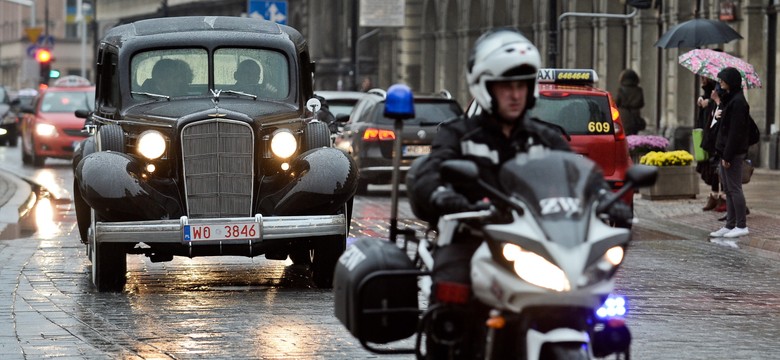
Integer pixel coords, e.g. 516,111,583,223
247,1,287,24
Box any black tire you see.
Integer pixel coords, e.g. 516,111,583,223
288,248,312,265
540,342,590,360
98,124,124,152
91,238,128,292
310,204,348,288
304,121,331,150
30,138,45,167
21,136,31,165
9,136,17,147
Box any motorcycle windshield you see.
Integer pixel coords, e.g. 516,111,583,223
499,150,605,247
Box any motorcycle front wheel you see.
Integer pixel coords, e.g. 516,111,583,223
540,342,590,360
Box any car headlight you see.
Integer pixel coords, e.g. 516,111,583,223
137,130,167,159
502,243,570,292
35,123,56,137
270,129,297,159
580,245,625,288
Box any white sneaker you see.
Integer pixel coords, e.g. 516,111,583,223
709,227,731,237
723,227,749,238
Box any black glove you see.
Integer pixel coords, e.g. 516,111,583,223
607,201,633,228
430,188,473,215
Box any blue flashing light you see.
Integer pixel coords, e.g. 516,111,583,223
597,295,628,319
384,84,415,120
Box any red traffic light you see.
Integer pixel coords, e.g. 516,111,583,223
36,48,52,63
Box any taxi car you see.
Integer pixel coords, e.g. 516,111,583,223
72,16,357,291
467,68,633,209
334,89,462,193
17,77,93,164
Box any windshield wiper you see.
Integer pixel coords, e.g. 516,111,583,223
219,90,257,100
131,91,170,100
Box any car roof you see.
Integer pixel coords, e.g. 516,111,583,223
102,16,306,52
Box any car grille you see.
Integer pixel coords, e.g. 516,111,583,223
181,120,254,218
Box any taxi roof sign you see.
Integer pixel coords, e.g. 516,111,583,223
52,75,92,87
537,69,598,84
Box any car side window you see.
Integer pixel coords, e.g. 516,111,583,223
214,48,290,100
131,49,207,97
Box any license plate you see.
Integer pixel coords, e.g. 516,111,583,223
183,223,260,243
403,145,431,156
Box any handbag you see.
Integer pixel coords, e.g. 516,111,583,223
741,159,754,184
692,128,708,162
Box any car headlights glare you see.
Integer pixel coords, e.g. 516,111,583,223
502,243,570,292
137,131,167,159
270,130,297,159
35,123,57,137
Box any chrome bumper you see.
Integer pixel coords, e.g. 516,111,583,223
95,214,346,244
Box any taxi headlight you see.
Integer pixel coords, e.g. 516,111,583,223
35,123,56,137
502,243,570,292
270,130,297,159
137,130,167,159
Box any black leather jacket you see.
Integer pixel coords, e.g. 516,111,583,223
410,111,571,222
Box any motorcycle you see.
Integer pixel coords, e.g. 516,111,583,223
333,84,658,359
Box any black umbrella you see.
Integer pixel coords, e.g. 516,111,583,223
655,18,742,48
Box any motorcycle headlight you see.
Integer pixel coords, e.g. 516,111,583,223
137,130,167,159
270,129,297,159
502,243,570,292
36,123,56,137
580,246,625,288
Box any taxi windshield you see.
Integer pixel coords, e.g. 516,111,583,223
530,95,612,135
41,90,95,113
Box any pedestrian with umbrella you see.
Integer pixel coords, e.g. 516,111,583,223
709,67,751,238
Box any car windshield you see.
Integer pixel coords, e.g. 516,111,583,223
328,101,357,118
372,101,462,125
530,95,612,135
130,48,290,100
40,90,95,113
214,48,290,100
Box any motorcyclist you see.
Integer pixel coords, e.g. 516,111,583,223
409,28,633,358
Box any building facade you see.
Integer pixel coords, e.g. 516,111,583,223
1,0,777,168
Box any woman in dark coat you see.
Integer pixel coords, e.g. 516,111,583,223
615,69,645,135
709,67,750,238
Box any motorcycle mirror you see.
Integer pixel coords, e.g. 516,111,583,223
440,160,479,184
626,164,658,188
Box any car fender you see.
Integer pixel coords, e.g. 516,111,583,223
72,137,95,173
268,147,358,215
76,151,182,221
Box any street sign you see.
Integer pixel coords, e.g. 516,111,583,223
247,1,287,25
360,0,405,27
25,27,42,43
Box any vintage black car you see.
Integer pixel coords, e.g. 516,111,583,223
72,16,358,292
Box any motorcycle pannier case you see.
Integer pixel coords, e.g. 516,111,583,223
333,237,419,344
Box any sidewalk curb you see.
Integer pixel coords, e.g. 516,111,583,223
0,172,36,240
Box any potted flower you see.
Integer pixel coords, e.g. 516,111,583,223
638,150,699,200
627,135,669,163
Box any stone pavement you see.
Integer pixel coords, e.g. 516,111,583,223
0,167,777,258
633,167,780,260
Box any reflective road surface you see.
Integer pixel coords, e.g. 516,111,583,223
0,146,778,359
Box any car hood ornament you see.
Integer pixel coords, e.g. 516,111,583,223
209,89,226,117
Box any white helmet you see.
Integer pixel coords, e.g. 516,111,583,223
467,29,541,114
